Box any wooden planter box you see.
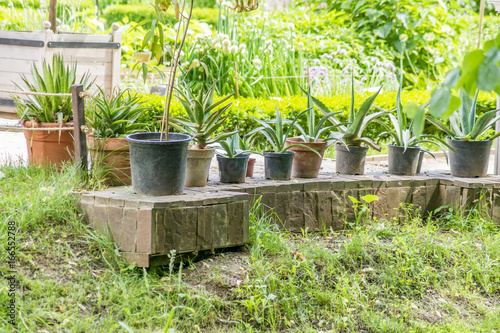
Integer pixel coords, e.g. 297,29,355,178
0,25,121,118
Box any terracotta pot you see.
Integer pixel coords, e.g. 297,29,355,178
87,136,131,186
285,137,327,178
185,147,215,187
22,121,74,167
246,157,256,177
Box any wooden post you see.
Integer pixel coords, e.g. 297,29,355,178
49,0,57,34
495,95,500,174
72,84,87,172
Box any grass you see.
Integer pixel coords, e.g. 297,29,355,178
0,163,499,332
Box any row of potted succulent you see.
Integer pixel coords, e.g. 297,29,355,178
14,56,500,195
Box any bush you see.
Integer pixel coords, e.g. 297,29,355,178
137,90,498,144
101,5,219,27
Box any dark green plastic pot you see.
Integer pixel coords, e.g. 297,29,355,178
388,145,421,175
263,151,295,180
217,154,249,183
335,143,368,175
126,132,191,196
447,138,492,178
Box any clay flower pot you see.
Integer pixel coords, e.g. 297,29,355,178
246,157,256,177
285,137,327,178
22,121,74,166
87,136,132,186
185,147,215,187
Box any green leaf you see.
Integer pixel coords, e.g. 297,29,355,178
403,102,420,118
360,194,379,203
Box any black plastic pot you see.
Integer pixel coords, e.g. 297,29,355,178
335,144,369,175
447,138,492,178
263,151,295,180
416,150,425,174
126,132,191,196
388,145,421,175
217,155,249,183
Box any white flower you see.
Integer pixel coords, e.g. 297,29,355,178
252,57,262,66
423,32,436,42
399,34,409,42
239,43,247,49
287,23,295,30
211,37,220,46
195,33,204,41
191,59,200,67
261,36,266,41
230,45,238,54
351,59,357,64
222,1,233,7
298,42,304,48
222,39,231,49
441,24,452,34
214,42,222,49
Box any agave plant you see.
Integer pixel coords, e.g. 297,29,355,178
376,76,449,154
215,132,255,158
86,87,148,138
248,106,322,156
428,89,500,141
14,54,93,123
307,77,386,151
171,83,237,149
297,85,344,143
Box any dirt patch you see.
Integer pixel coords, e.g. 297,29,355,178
182,251,250,300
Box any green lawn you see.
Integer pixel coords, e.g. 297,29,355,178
0,164,499,332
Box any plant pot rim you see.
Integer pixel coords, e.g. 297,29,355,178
263,150,295,155
126,132,191,144
446,137,492,143
22,120,74,128
188,146,216,151
334,143,369,151
388,144,421,149
216,154,249,159
286,137,327,144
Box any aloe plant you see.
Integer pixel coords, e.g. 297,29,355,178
171,83,237,149
248,106,321,156
86,87,148,138
307,77,387,151
14,54,92,123
428,89,500,141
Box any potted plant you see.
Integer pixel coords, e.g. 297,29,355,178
170,83,236,187
249,106,321,180
85,87,148,185
13,54,92,166
126,0,194,196
377,78,449,175
428,89,500,178
287,87,343,178
309,80,386,175
215,132,253,183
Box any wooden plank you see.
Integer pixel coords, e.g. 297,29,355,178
72,84,87,172
58,48,113,60
52,34,113,43
0,58,39,74
0,31,45,40
0,45,44,61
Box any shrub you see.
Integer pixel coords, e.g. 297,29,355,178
101,5,219,27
